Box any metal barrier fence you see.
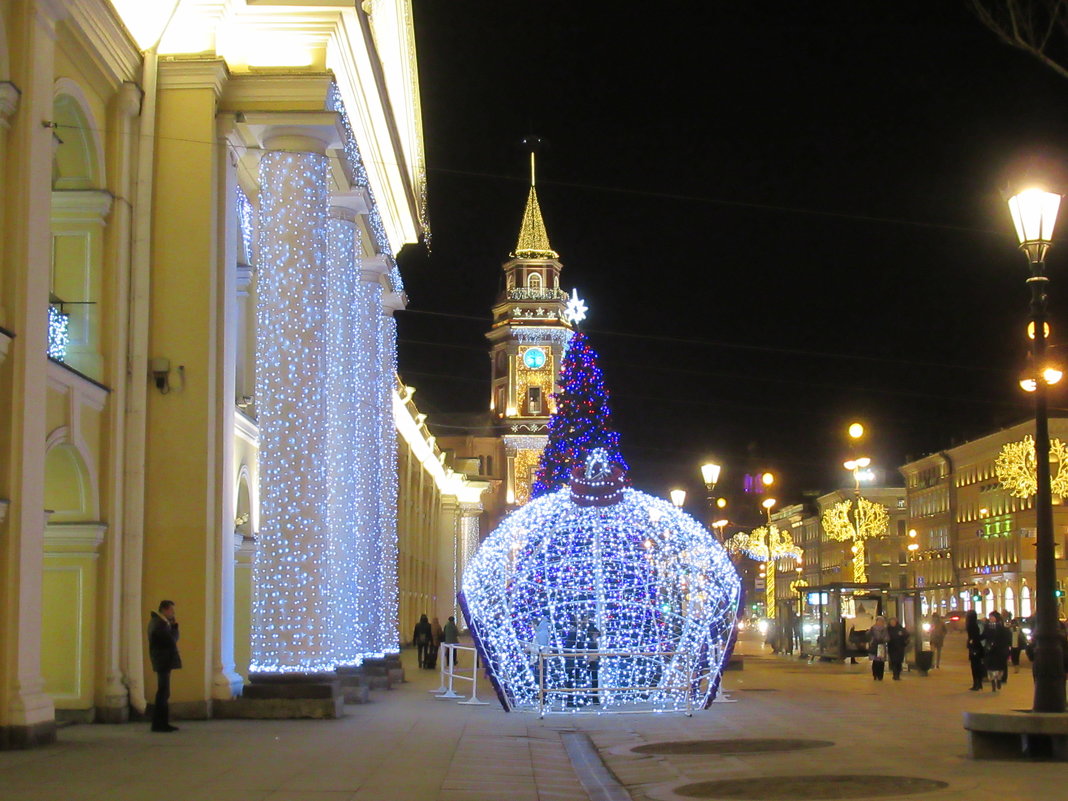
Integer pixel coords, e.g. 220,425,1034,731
429,643,488,706
534,648,698,717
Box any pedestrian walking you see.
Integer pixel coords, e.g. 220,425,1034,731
886,617,909,680
431,616,444,651
443,615,459,667
965,609,985,691
982,610,1011,693
147,600,181,733
867,615,889,681
413,614,433,669
929,613,947,669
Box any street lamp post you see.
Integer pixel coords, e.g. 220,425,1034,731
670,489,686,508
701,462,722,541
1008,187,1066,714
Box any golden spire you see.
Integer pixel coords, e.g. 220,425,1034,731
513,152,558,259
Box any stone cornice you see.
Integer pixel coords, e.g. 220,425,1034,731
50,189,114,226
47,359,109,411
44,522,107,555
158,58,230,96
235,407,260,447
220,73,335,112
64,0,141,91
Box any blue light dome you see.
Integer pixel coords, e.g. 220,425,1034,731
460,454,742,712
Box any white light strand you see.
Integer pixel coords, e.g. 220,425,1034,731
251,150,337,674
47,304,69,360
379,310,400,653
325,213,363,666
462,485,741,711
341,250,392,656
327,83,403,293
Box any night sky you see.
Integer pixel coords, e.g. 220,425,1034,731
395,1,1068,507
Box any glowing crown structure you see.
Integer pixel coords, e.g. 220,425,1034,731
460,450,742,712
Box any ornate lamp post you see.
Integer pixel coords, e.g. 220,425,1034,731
670,489,686,508
729,496,803,620
1007,187,1066,714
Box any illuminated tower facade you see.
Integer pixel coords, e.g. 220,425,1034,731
487,156,573,507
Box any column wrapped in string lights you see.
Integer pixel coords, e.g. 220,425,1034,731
378,301,400,653
251,146,336,673
325,205,363,665
350,250,385,654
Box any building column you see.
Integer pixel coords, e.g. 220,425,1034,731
0,0,65,749
210,129,241,699
251,134,336,674
0,79,20,329
325,200,362,664
379,290,402,653
96,80,141,723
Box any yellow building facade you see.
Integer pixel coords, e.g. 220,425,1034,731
0,0,450,748
902,419,1068,619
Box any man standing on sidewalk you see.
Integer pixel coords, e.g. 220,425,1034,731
147,600,182,732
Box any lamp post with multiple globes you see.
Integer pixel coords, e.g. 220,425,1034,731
1007,187,1066,714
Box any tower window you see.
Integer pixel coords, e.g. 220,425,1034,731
527,386,542,415
527,272,543,290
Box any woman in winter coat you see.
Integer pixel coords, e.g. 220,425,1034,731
867,615,890,681
965,610,985,691
981,610,1012,693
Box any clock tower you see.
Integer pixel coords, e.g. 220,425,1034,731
487,155,574,506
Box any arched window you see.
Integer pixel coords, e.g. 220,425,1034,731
527,272,542,291
1020,584,1032,617
51,80,108,381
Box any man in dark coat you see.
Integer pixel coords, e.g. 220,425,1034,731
147,600,182,732
886,617,909,680
413,614,433,668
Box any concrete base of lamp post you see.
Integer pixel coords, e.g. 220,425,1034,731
963,710,1068,760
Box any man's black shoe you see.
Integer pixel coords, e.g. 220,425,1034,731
151,725,179,732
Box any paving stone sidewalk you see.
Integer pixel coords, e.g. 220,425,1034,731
0,632,1063,801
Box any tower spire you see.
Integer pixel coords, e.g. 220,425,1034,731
514,151,558,260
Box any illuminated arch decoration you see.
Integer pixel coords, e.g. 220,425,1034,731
460,450,742,712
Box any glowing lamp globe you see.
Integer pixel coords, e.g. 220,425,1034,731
460,450,742,712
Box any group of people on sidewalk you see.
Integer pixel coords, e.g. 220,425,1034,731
966,609,1017,693
412,613,459,669
866,615,910,680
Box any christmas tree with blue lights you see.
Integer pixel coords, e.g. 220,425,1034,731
531,331,627,498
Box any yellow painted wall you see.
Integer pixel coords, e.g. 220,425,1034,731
41,553,97,710
141,78,220,714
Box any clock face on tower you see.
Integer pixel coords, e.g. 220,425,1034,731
522,347,546,370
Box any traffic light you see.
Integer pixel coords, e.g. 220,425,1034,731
973,592,983,602
1054,589,1064,598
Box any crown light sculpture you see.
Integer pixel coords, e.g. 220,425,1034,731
460,450,742,712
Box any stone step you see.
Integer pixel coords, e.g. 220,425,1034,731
342,685,371,704
214,696,344,720
243,681,339,700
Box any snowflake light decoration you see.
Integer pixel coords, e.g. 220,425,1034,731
821,497,890,584
461,450,742,713
995,435,1068,499
564,288,588,325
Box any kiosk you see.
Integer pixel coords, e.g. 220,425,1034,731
797,582,889,661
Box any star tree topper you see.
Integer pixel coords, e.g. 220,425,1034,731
564,288,588,325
